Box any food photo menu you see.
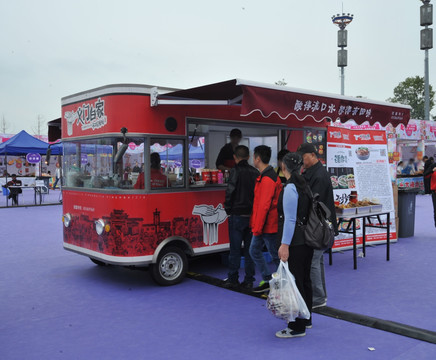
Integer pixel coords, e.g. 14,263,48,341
326,126,397,250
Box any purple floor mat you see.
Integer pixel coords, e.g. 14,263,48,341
1,195,436,359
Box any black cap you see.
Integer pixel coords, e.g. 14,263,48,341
297,143,318,156
11,174,17,177
229,128,242,138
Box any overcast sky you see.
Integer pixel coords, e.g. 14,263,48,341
0,0,433,135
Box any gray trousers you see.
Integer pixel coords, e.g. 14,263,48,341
310,249,327,306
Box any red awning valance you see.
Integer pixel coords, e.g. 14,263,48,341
160,79,411,127
239,81,410,127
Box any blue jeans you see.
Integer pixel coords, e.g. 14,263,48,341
53,177,60,189
249,233,280,281
228,215,255,284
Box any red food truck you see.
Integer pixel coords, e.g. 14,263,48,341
61,79,410,285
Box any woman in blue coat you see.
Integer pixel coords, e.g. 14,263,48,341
276,153,313,338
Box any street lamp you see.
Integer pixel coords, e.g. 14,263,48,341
420,0,433,120
332,13,354,95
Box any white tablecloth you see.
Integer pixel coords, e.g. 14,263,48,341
0,177,36,187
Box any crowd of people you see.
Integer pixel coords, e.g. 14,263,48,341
397,155,436,227
397,156,432,176
222,129,337,339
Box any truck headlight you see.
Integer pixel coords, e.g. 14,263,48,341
62,213,72,228
95,219,110,235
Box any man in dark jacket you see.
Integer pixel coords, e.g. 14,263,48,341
249,145,282,293
298,143,337,309
4,174,22,206
425,162,436,227
224,145,259,289
424,157,434,194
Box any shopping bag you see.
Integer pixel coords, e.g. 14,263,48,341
266,261,310,322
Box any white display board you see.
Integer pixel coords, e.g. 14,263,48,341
327,126,397,250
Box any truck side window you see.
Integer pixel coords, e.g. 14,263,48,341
62,137,145,190
150,138,185,189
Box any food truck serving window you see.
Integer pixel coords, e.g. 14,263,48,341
63,137,145,190
187,121,280,187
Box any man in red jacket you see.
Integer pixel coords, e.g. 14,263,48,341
249,145,282,293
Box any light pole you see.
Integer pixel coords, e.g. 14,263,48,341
332,13,354,95
420,0,433,120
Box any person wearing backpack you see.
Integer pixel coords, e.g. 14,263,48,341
275,152,313,338
297,143,338,309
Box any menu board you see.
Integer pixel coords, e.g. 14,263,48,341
327,126,397,250
303,129,326,164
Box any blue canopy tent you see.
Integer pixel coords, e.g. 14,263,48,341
49,141,63,155
158,144,204,160
0,130,49,155
61,142,113,156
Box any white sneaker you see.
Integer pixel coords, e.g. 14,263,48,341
275,328,306,338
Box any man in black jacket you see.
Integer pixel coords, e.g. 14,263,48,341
298,143,338,309
224,145,259,289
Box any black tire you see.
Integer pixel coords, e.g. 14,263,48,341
90,258,108,266
151,246,188,286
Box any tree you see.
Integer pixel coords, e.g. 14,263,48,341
1,115,9,133
32,115,44,139
387,76,435,120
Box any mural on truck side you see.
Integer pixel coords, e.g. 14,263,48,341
64,203,228,256
192,204,228,246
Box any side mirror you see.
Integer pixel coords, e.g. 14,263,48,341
113,127,129,163
114,143,128,163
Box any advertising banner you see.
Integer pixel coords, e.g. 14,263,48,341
327,126,397,250
425,122,436,141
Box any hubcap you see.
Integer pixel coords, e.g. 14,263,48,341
159,252,183,280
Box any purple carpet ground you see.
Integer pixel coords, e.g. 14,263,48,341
1,195,435,359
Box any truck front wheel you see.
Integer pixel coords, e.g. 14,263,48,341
151,246,187,286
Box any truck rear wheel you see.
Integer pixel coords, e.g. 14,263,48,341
90,258,108,266
151,246,187,286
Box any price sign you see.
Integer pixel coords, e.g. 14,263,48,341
26,153,41,164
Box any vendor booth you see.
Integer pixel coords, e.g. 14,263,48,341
0,130,49,181
0,130,56,205
60,80,410,282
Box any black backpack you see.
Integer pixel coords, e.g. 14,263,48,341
302,186,335,250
